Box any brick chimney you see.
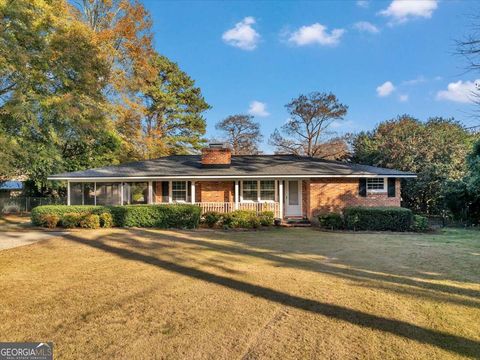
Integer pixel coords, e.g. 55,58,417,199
201,143,231,166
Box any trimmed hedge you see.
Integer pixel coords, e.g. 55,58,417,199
318,213,343,230
31,204,201,229
200,210,274,229
412,214,429,232
344,207,413,232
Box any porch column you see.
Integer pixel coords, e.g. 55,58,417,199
234,181,239,210
168,181,172,203
191,181,195,203
148,181,153,204
67,181,71,205
279,180,283,218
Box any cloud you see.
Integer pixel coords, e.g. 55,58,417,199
436,80,480,103
402,75,427,86
222,17,260,50
356,0,369,8
379,0,438,24
376,81,395,97
288,23,345,46
353,21,380,34
398,94,409,102
248,101,270,117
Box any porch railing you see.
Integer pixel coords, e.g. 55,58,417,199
195,202,280,218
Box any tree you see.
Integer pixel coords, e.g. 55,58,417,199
269,92,348,157
0,0,120,193
215,115,262,155
74,0,209,159
351,115,478,214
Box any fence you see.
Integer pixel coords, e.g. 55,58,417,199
0,197,67,213
195,202,280,218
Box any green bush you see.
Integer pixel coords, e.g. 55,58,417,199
39,214,60,228
344,207,413,232
202,211,223,228
318,213,343,230
99,212,113,228
222,210,261,229
31,204,201,229
61,212,83,228
32,205,110,226
259,211,275,226
412,215,429,232
79,214,100,229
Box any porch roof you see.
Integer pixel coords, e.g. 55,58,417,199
48,155,416,180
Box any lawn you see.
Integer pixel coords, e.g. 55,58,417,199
0,225,479,359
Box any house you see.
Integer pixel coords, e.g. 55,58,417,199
48,143,416,220
0,180,24,199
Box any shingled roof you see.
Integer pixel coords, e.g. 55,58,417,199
48,155,416,180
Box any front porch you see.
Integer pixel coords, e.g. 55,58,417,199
66,179,305,219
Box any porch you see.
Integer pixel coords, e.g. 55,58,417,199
66,179,304,219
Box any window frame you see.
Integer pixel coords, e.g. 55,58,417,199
366,177,386,193
171,180,188,203
240,180,277,203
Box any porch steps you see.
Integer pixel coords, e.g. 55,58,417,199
281,218,311,227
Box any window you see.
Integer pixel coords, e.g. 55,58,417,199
172,181,187,202
242,180,257,201
123,182,148,205
96,183,121,205
260,180,275,201
70,182,95,205
366,178,385,191
83,183,95,205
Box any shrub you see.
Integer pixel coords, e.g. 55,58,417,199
222,210,261,229
39,214,60,228
79,214,100,229
259,211,275,226
318,213,343,230
99,212,113,228
344,207,413,232
61,213,83,228
31,204,201,229
202,211,222,228
412,215,429,232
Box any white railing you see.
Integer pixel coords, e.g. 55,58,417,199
195,202,280,218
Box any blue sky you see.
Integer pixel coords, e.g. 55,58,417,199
143,0,479,152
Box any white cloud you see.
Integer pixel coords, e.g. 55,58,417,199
436,80,480,103
222,17,260,50
288,23,345,46
376,81,395,97
248,101,270,117
379,0,438,24
398,94,409,102
353,21,380,34
356,0,369,8
402,75,427,85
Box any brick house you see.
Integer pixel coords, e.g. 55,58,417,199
48,143,416,220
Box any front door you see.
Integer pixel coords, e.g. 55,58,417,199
285,180,302,217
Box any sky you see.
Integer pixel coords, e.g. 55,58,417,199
143,0,480,152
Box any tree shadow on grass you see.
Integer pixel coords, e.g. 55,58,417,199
63,232,480,358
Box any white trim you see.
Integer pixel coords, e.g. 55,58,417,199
67,181,71,206
234,181,239,210
279,180,283,218
191,181,195,204
48,174,416,181
148,181,153,204
94,182,97,206
168,181,172,203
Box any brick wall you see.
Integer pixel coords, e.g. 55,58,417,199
195,181,234,202
306,178,401,219
201,148,231,165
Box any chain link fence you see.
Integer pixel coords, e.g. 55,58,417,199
0,197,67,213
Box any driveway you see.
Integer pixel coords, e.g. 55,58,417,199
0,215,66,250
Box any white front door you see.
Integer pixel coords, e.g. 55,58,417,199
285,180,302,217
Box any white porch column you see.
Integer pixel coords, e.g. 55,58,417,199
120,182,124,205
279,180,283,218
191,181,196,203
148,181,153,204
67,181,71,205
168,181,172,203
234,181,239,210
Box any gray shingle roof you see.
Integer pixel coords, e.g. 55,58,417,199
48,155,416,179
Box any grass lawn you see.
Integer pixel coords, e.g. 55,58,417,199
0,224,479,359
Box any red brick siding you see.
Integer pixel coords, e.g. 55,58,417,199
306,178,401,219
195,181,234,202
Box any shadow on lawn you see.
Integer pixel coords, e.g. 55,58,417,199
63,231,480,358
